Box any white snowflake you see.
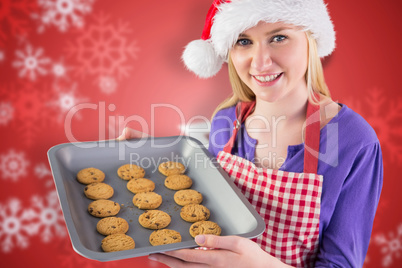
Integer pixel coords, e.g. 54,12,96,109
12,44,51,81
35,0,95,32
34,163,54,188
28,191,66,243
374,223,402,267
0,199,38,253
0,50,5,62
50,57,73,81
47,83,87,122
0,102,14,126
0,149,30,182
98,75,117,94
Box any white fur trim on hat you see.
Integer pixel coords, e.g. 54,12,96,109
182,0,336,79
182,39,224,79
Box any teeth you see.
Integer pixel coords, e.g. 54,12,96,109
255,73,280,82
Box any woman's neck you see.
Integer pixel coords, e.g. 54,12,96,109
252,87,309,123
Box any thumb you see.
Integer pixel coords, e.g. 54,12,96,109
116,127,128,141
116,127,148,140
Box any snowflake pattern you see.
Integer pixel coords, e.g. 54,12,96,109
51,57,72,80
34,0,95,33
47,83,88,123
98,75,117,94
0,0,38,47
0,199,37,253
374,223,402,267
0,101,14,126
65,12,139,81
0,149,30,182
344,88,402,163
28,191,66,243
34,163,54,188
6,82,52,145
12,43,51,81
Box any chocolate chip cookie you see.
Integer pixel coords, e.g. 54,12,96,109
88,199,120,218
132,192,162,210
149,229,182,246
174,189,203,206
76,167,105,184
117,164,145,180
96,217,129,236
189,221,222,238
164,175,193,190
139,210,171,230
158,161,185,176
180,204,210,222
101,233,135,252
127,178,155,194
84,182,114,200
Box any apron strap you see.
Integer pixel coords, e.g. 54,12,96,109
304,98,320,174
222,97,321,174
223,101,256,153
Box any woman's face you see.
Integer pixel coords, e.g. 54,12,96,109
230,21,309,103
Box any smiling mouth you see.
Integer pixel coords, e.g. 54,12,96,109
253,73,282,83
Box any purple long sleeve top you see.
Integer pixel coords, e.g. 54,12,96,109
208,103,383,268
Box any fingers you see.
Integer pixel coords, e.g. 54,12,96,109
159,248,230,267
149,252,210,268
148,236,253,267
195,235,247,253
116,127,149,141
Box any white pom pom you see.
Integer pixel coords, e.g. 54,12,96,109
182,39,224,79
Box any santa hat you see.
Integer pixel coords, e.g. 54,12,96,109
182,0,336,79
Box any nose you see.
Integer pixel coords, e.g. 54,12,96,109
251,44,272,72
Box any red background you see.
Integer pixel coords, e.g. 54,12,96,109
1,0,402,267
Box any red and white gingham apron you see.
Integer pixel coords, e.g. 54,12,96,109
216,100,323,268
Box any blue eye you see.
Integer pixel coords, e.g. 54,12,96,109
236,39,251,46
272,35,287,43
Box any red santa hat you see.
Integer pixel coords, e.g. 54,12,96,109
182,0,336,79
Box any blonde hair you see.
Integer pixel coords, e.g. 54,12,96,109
211,31,331,119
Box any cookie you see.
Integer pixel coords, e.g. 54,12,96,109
149,229,182,246
189,221,222,238
84,182,114,200
180,204,210,223
133,192,162,209
138,210,171,230
164,175,193,190
76,167,105,184
158,161,185,176
127,178,155,194
117,164,145,180
88,200,120,218
101,233,135,252
174,189,203,206
96,217,129,236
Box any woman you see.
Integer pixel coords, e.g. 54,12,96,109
120,0,383,267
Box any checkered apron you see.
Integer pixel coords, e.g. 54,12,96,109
216,100,323,268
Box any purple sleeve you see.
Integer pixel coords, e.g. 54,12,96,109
314,142,383,267
208,106,236,156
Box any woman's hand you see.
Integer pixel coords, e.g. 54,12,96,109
116,127,149,141
148,235,293,268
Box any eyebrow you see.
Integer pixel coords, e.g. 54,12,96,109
239,27,294,38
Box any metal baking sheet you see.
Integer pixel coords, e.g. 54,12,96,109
47,136,265,262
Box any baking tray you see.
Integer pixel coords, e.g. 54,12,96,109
48,136,265,262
